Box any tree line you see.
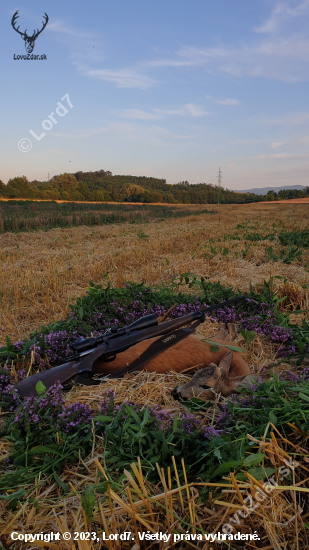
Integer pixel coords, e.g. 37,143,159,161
0,170,308,204
265,188,309,201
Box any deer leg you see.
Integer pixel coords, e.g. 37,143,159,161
208,323,227,342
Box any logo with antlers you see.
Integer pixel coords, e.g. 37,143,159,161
11,11,49,54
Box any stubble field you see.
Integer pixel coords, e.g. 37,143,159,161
0,202,308,346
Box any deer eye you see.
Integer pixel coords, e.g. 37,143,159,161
200,385,211,390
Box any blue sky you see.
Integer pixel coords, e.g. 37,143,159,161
1,0,309,189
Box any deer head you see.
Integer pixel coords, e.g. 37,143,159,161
11,11,49,54
172,352,256,401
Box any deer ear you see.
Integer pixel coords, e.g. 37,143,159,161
218,351,232,373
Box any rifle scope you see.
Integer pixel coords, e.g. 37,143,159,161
69,313,158,355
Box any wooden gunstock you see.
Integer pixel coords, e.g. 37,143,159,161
16,360,80,398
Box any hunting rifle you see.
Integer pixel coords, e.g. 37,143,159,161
16,295,247,398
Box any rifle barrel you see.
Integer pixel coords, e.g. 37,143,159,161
202,294,247,313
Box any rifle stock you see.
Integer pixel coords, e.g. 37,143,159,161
16,360,80,398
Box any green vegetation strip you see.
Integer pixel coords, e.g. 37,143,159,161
0,200,215,234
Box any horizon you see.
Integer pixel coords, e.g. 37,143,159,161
2,0,309,188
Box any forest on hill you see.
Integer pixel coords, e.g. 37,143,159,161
0,170,308,204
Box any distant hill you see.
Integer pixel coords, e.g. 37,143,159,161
235,185,305,196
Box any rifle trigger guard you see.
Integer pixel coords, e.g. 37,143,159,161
102,353,116,362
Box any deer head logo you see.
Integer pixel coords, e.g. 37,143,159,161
11,11,49,54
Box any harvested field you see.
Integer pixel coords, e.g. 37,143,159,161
1,202,309,549
0,202,308,346
263,197,309,204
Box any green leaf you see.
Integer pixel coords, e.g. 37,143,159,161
183,398,213,412
265,246,275,260
151,430,164,441
269,411,277,425
0,489,25,501
243,453,265,468
210,345,219,353
5,336,13,349
299,393,309,402
225,344,244,352
12,454,26,467
81,485,96,521
235,466,275,481
125,405,141,425
275,296,287,305
239,328,257,347
212,461,241,478
53,472,69,494
141,406,149,428
92,415,114,422
96,481,108,494
213,448,222,461
35,380,46,395
28,445,63,457
149,455,161,463
302,319,309,331
202,339,243,352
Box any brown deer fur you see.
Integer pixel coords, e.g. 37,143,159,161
92,323,250,388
